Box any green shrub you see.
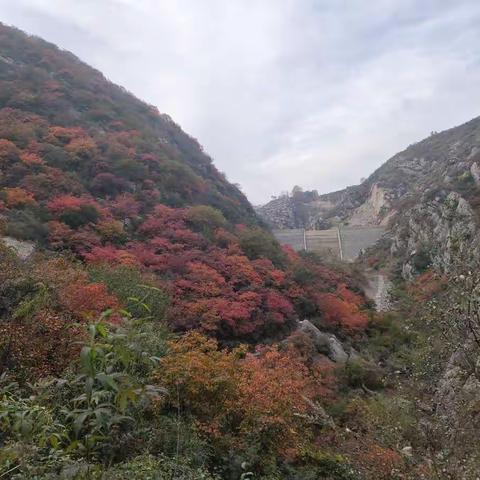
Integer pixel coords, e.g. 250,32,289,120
94,454,220,480
286,449,360,480
238,228,285,267
0,319,166,477
5,209,49,242
88,265,169,321
186,205,226,238
341,358,383,391
411,248,431,273
60,204,99,228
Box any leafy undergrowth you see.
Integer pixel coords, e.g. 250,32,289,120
0,243,440,479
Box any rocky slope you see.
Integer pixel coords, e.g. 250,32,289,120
260,116,480,275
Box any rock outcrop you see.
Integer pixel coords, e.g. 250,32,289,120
289,319,352,363
1,236,35,260
260,115,480,276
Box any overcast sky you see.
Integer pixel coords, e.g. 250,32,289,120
1,0,480,204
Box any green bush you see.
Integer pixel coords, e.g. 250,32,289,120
88,265,169,321
95,454,220,480
285,449,360,480
5,209,49,242
238,228,285,267
341,358,383,391
186,205,226,238
60,204,99,229
0,320,165,477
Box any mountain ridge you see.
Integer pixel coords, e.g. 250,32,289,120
0,22,256,224
259,114,480,226
258,113,480,233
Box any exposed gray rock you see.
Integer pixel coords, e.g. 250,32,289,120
1,236,35,260
391,191,477,277
470,162,480,186
363,271,391,311
327,334,349,363
400,446,413,458
296,319,349,363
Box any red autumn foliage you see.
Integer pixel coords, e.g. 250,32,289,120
48,220,74,249
407,269,447,301
20,151,43,165
356,444,404,479
60,281,121,323
47,195,96,214
83,245,139,266
316,283,368,331
0,32,369,344
110,192,141,218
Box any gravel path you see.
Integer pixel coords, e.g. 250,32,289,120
364,270,391,311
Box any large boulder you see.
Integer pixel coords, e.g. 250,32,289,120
1,236,35,260
296,319,349,363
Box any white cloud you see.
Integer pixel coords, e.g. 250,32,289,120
1,0,480,203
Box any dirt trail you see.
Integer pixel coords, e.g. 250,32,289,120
364,270,391,311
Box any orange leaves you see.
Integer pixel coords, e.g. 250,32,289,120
65,135,97,159
356,444,404,479
157,333,321,455
60,281,121,323
237,348,314,447
46,127,98,158
47,195,93,213
0,138,19,163
407,269,447,301
48,220,74,248
223,254,263,288
157,332,241,428
46,125,86,143
20,151,43,165
316,285,368,331
0,311,83,378
3,187,36,207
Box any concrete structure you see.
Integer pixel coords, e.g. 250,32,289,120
305,229,340,257
272,229,306,251
272,226,385,261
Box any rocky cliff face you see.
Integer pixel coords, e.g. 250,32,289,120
260,116,480,274
391,191,477,278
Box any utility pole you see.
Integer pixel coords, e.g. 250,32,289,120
337,226,344,261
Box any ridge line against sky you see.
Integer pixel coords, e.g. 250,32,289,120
1,0,480,204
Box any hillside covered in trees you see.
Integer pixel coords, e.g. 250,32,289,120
0,24,437,480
